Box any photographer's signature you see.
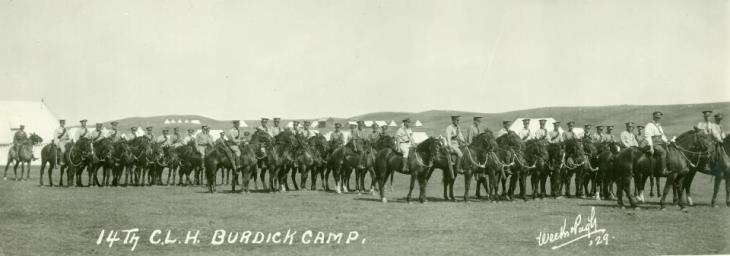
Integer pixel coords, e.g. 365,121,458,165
536,207,614,250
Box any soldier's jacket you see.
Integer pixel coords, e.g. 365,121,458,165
330,131,345,146
533,128,548,140
590,133,603,143
494,128,509,139
396,127,414,144
465,124,480,145
300,129,315,139
583,131,593,141
226,128,243,144
155,135,171,146
181,134,195,145
602,134,615,143
270,126,283,137
108,129,122,143
368,131,380,145
169,133,181,145
351,129,366,142
445,124,465,146
547,130,563,144
517,128,532,141
697,121,713,134
13,131,28,144
620,131,638,147
78,127,89,139
54,127,70,142
563,130,577,140
636,133,649,147
88,129,105,141
196,133,214,147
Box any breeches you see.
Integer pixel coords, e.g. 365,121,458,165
399,143,411,158
653,144,667,170
229,146,241,157
449,144,463,157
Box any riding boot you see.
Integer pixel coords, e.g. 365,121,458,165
402,158,409,173
453,157,462,174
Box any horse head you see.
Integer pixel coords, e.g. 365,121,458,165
496,132,525,151
473,131,498,152
28,133,43,145
75,137,94,157
417,136,444,161
376,135,397,152
675,130,716,155
526,139,549,161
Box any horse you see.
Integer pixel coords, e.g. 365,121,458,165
595,141,619,200
3,133,42,181
203,141,238,193
128,137,154,186
495,133,527,200
525,139,550,199
231,142,258,193
248,130,272,190
88,138,115,187
582,139,601,198
112,139,136,186
303,134,329,191
290,134,315,191
148,142,169,185
328,137,366,193
673,131,730,208
64,137,94,187
443,132,499,202
546,142,565,198
373,136,444,203
39,142,58,186
561,138,597,198
353,137,379,194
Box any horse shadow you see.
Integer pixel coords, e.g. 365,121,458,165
353,196,450,203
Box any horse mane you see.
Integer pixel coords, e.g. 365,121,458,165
415,137,438,160
472,132,498,152
675,130,714,151
496,132,524,151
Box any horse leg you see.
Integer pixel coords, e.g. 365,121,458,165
406,173,416,203
507,172,517,200
624,176,637,208
292,166,300,191
519,171,527,200
725,176,730,207
13,161,20,180
616,175,625,208
464,172,472,203
684,171,696,206
3,160,10,180
301,166,309,191
40,161,46,186
711,175,722,207
419,173,428,203
388,170,394,192
659,174,675,210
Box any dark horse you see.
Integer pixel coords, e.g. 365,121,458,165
674,131,730,208
546,142,565,198
525,139,550,199
169,141,202,186
374,136,444,203
4,133,42,181
303,134,329,191
203,141,237,193
328,137,366,193
63,137,94,187
443,132,500,202
39,141,58,186
561,139,598,198
496,133,526,201
112,139,136,186
89,138,116,187
231,141,258,193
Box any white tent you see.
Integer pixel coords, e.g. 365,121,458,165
375,121,387,127
388,121,397,127
414,120,423,127
177,119,183,123
364,121,374,127
164,119,170,124
191,120,201,124
348,121,357,126
412,132,429,144
184,120,190,123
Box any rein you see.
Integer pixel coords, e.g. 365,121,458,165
464,147,488,168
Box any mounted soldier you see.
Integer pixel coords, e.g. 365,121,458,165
169,127,181,147
465,116,482,145
54,120,70,164
645,111,671,176
444,115,465,173
126,127,139,141
603,126,616,143
300,121,315,139
380,124,389,136
155,128,172,147
226,120,244,170
592,126,605,143
635,125,649,148
368,123,380,146
271,118,283,137
517,119,532,141
697,110,715,136
108,122,122,143
563,121,578,140
256,118,271,136
292,121,302,135
351,121,366,152
620,122,638,149
89,123,106,142
181,128,196,146
12,125,34,160
547,121,563,144
534,119,548,140
495,120,512,139
396,118,415,172
583,124,593,140
144,127,154,141
196,126,214,164
330,123,345,148
77,119,89,141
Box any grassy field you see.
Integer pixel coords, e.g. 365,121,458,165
0,166,728,256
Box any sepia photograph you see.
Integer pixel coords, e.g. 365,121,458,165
1,0,728,255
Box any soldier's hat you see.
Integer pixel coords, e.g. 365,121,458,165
652,111,663,116
371,123,379,128
96,123,103,127
187,128,195,132
233,120,240,125
146,126,153,131
702,110,713,115
596,125,604,129
715,113,724,119
402,118,411,123
553,121,561,125
538,119,547,123
131,127,137,131
567,121,575,125
162,128,170,132
451,115,460,121
304,120,311,125
261,118,269,121
335,123,342,128
357,120,365,124
202,125,209,129
273,118,281,121
293,120,300,125
173,127,179,130
584,123,592,127
19,124,25,128
59,119,66,123
219,131,225,135
80,119,87,123
637,125,645,129
473,116,482,121
503,120,512,125
606,125,614,129
522,119,530,123
625,122,634,126
110,121,118,126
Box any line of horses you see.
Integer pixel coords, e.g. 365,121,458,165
6,128,730,211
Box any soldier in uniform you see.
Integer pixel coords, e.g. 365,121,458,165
534,119,548,140
256,118,271,136
13,125,29,152
155,128,172,147
350,121,366,153
495,120,511,139
620,122,638,148
54,120,71,164
169,127,181,146
196,126,215,158
711,113,726,142
591,126,605,143
368,123,380,146
444,116,465,173
181,128,196,146
108,122,121,143
547,121,563,144
645,111,670,176
144,127,154,141
271,118,283,137
330,123,345,148
301,121,315,139
225,120,244,170
604,126,616,143
517,119,532,141
215,132,227,145
88,123,106,142
396,118,415,172
697,110,714,135
465,116,482,145
77,119,89,140
582,124,593,140
563,121,577,140
127,127,139,140
292,121,302,135
380,124,389,136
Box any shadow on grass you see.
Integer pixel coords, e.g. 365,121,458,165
353,196,454,204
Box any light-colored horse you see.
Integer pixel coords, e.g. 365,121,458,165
3,133,42,181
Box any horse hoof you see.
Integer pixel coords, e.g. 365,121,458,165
680,207,688,213
381,198,388,203
660,206,666,211
620,206,625,210
687,197,694,206
712,204,718,208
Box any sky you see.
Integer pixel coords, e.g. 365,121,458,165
1,0,728,122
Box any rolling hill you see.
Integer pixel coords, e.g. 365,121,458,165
103,102,730,137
